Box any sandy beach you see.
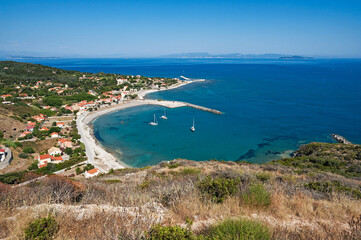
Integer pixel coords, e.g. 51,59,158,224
77,80,202,172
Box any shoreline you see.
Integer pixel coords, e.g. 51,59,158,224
77,80,205,172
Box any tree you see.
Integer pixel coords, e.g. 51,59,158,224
43,96,63,106
75,167,82,175
23,147,35,154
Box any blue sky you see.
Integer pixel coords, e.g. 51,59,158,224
1,0,361,57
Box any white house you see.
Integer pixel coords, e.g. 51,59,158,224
38,154,51,166
51,132,59,138
84,168,100,178
48,147,62,156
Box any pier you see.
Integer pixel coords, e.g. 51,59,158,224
332,134,352,144
139,99,223,114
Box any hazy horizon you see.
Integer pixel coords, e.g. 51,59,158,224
1,0,361,58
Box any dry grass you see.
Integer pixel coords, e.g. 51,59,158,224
1,159,361,239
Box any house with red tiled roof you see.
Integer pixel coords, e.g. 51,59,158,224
38,163,47,168
1,94,12,100
51,156,63,162
51,132,59,138
40,127,49,131
58,139,73,148
56,122,65,128
84,168,100,178
19,131,32,138
38,154,51,166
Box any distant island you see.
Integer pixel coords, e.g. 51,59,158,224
160,52,314,59
7,56,61,60
279,55,314,60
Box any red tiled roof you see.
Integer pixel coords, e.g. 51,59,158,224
51,156,63,161
86,168,99,175
39,154,51,160
0,149,5,153
38,163,47,168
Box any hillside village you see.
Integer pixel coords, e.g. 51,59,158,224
0,61,180,178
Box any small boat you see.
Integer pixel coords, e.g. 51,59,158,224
149,114,158,126
190,118,195,132
160,109,168,120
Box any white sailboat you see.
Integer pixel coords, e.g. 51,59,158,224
149,114,158,126
160,109,168,120
190,118,195,132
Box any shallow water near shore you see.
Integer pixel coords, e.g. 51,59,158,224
14,58,361,167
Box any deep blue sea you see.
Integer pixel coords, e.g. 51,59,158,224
9,58,361,167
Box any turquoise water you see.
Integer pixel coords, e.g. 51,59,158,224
10,58,361,167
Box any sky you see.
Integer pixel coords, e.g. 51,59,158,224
1,0,361,58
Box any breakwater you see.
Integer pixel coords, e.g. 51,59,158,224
139,99,223,114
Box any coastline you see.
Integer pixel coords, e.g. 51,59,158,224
77,80,202,172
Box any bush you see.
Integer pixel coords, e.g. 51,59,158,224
23,147,35,154
198,176,240,203
24,215,58,240
241,183,271,208
18,152,29,159
256,172,271,182
206,218,271,240
305,181,361,199
181,168,201,176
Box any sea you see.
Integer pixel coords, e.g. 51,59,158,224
9,58,361,167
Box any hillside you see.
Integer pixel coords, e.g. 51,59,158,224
0,142,360,239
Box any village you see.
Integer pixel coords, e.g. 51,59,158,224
0,62,182,179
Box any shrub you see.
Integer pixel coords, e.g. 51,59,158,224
28,161,39,170
256,172,271,182
23,147,35,154
206,218,271,240
305,181,361,199
181,168,201,176
24,215,58,240
18,152,29,159
168,163,181,169
241,183,271,208
198,176,240,203
105,179,121,183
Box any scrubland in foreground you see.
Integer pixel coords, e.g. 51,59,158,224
0,143,361,239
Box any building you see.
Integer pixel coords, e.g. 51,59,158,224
48,147,62,156
58,139,73,148
1,94,12,100
56,122,65,128
84,168,100,178
40,127,49,131
0,149,5,162
19,131,32,138
38,154,51,166
50,156,63,163
51,132,59,138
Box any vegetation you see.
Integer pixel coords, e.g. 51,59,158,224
205,218,271,240
23,147,35,154
144,224,195,240
305,181,361,199
272,142,361,178
198,176,240,203
241,183,271,208
24,215,58,240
